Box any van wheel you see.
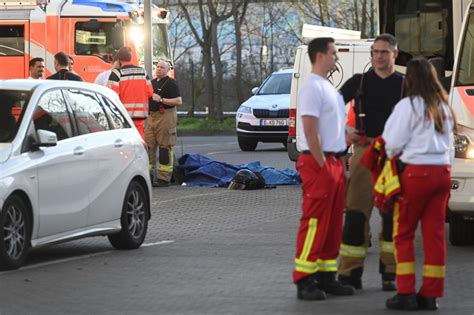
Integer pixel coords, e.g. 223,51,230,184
0,195,31,271
449,212,474,246
238,136,257,151
108,181,149,249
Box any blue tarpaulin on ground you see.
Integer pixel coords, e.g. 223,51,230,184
177,153,301,187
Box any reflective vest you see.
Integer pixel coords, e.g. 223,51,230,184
107,63,153,119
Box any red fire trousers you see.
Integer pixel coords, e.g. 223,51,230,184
133,118,146,140
393,164,451,298
293,153,346,283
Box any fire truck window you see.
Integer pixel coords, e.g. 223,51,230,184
65,89,110,134
75,21,118,62
0,25,24,56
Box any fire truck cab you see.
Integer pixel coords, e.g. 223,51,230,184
0,0,171,82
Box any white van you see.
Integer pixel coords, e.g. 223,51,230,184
287,41,373,161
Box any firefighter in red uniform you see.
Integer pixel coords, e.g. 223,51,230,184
293,37,355,301
383,57,455,311
107,47,153,138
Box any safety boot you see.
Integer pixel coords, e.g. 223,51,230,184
416,294,438,310
317,272,355,296
338,267,363,289
382,273,396,291
296,275,327,301
386,294,418,310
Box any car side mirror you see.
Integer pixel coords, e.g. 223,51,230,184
32,129,57,150
251,87,258,94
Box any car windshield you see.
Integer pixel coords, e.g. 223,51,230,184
0,90,30,143
257,73,292,95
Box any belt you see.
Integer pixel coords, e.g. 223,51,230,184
302,150,346,158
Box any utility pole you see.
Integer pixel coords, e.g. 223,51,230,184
144,0,153,77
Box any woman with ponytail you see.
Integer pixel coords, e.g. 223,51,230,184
382,57,456,311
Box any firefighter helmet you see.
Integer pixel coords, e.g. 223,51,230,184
228,169,266,190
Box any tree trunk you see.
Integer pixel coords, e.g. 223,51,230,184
370,0,376,37
211,22,223,121
360,0,367,38
202,42,216,119
354,0,360,30
318,0,326,25
232,0,247,105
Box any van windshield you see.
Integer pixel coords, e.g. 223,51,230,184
0,90,30,143
456,10,474,86
258,73,292,95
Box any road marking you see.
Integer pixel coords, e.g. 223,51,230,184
207,150,241,155
152,191,228,205
141,240,174,247
0,240,174,275
182,142,237,148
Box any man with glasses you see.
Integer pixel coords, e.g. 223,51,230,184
337,34,404,292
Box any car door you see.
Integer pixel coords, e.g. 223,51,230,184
31,89,91,238
64,89,132,225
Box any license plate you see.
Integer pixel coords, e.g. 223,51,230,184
260,119,287,126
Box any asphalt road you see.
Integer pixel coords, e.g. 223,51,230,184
0,136,473,315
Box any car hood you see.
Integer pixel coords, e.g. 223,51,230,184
242,94,290,110
0,144,12,164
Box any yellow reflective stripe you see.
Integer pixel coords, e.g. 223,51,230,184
423,265,445,278
339,244,367,258
158,164,173,172
294,258,318,273
397,262,416,275
393,202,400,262
299,218,318,261
380,241,394,254
318,259,337,272
294,258,336,273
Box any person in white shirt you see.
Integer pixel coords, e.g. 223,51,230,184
28,57,45,79
383,57,455,311
94,55,121,86
293,37,355,301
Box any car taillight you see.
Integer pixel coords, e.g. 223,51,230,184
288,108,296,137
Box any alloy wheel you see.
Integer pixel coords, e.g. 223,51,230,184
126,189,145,239
3,204,26,260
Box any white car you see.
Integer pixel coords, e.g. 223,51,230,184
0,80,152,270
236,69,292,151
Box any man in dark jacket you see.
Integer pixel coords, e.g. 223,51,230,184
47,52,83,81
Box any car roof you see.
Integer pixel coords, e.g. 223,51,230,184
0,79,118,100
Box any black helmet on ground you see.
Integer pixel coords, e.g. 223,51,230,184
228,169,266,190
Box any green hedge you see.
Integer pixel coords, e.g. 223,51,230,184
177,117,236,134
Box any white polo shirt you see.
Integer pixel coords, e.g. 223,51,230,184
296,73,346,152
383,96,454,165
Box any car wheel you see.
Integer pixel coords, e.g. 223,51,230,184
0,195,31,271
238,136,257,151
449,212,474,246
108,181,149,250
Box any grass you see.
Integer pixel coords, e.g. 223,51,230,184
177,117,236,134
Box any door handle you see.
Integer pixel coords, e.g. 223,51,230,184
114,139,124,148
73,146,85,156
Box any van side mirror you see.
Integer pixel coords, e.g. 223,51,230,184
32,129,57,150
112,22,124,50
251,87,258,94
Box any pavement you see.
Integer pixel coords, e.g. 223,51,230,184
0,138,473,314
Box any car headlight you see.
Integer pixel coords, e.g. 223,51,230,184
454,133,474,159
238,105,252,114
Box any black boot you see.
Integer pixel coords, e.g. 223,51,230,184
318,272,355,296
417,294,438,310
296,275,327,301
386,294,418,310
338,267,363,289
382,273,396,291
